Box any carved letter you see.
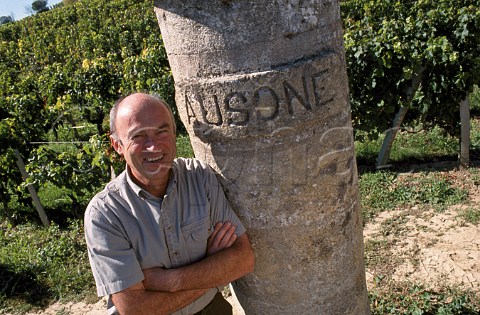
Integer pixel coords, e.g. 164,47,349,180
254,86,279,120
185,92,198,125
199,94,223,126
283,80,312,115
312,69,334,107
225,92,249,126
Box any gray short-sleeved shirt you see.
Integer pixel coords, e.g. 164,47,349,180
84,158,246,315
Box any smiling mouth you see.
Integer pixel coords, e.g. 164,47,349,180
145,154,164,163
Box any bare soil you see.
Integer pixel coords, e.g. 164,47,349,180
22,288,246,315
22,166,480,314
364,166,480,294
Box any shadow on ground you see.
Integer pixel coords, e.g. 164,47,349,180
0,263,51,308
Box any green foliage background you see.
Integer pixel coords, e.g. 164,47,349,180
341,0,480,138
1,0,480,226
0,0,175,223
0,0,480,312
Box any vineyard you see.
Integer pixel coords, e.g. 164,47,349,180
0,0,174,225
343,0,480,136
1,0,479,225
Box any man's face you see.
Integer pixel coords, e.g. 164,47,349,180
111,94,177,190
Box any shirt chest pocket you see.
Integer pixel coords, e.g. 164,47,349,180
181,215,210,264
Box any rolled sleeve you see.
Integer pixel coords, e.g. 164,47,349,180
85,207,144,297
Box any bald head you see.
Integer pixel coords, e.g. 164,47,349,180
110,93,176,139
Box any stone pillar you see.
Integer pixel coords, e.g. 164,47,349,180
154,1,369,314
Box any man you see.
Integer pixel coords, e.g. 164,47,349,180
84,93,254,315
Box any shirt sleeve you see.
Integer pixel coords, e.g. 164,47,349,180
84,204,144,297
204,166,247,237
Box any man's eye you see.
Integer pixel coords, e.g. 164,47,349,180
131,134,143,140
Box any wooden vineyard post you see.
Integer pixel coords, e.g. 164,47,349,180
13,149,49,227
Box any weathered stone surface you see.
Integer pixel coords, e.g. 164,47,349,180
154,0,369,313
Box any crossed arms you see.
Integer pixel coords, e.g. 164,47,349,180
111,222,255,315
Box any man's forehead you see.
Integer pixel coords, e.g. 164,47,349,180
119,95,166,113
118,100,168,122
127,124,169,135
115,95,173,132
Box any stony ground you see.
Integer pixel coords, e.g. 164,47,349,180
21,166,480,315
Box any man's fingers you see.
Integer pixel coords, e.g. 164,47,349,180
224,231,237,248
207,222,237,255
208,222,223,245
211,222,231,248
207,222,225,255
216,223,236,248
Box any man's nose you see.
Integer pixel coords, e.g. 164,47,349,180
144,134,157,149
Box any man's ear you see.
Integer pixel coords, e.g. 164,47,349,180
110,135,123,156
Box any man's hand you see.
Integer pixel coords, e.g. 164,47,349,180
207,222,237,256
143,221,239,292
